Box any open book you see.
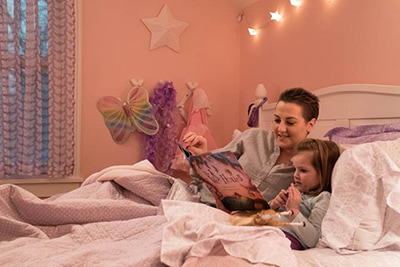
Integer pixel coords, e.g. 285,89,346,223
177,142,270,212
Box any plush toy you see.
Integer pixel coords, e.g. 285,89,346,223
231,209,305,227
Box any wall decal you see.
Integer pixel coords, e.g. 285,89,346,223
141,4,189,53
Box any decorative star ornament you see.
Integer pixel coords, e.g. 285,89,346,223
141,4,189,53
270,11,282,22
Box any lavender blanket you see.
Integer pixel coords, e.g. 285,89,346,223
324,121,400,144
0,161,195,266
0,160,297,267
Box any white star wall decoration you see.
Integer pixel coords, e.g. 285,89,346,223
141,4,189,53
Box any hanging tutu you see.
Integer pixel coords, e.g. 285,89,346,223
171,88,217,172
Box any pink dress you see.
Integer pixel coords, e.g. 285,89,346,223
171,88,217,172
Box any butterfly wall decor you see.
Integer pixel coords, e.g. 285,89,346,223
97,79,159,144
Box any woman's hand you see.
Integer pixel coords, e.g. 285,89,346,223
270,189,289,210
285,183,301,220
182,132,208,155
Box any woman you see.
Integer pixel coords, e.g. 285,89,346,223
183,88,319,205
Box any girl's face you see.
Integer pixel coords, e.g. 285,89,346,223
291,151,320,193
273,101,315,151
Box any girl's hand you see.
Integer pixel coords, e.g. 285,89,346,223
285,183,301,212
270,189,289,210
182,132,208,155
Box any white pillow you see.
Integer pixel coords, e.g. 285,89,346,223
347,179,386,250
319,140,400,253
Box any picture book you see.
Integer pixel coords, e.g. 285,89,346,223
176,142,270,213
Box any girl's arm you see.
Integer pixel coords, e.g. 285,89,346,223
270,189,289,210
289,192,331,249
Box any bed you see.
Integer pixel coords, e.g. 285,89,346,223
1,84,400,266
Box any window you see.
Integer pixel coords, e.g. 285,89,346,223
0,0,75,177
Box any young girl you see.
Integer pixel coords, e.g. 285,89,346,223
269,138,340,250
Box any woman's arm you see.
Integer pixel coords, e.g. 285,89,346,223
187,130,248,204
183,132,209,155
183,129,247,156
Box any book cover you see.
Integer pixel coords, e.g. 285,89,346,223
177,142,269,212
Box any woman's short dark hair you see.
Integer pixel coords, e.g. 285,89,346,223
278,88,319,122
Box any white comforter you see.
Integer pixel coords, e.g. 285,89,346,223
161,200,296,267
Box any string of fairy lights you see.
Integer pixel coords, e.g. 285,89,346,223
240,0,334,36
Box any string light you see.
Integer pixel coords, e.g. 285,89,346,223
248,28,258,36
290,0,303,7
270,11,282,22
240,0,333,36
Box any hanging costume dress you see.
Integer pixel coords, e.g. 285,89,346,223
171,88,217,172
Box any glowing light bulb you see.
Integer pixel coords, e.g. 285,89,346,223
248,28,258,36
290,0,303,7
270,11,282,22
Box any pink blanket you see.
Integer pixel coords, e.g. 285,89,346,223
0,160,193,266
0,160,296,266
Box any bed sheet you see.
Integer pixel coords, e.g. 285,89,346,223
294,248,400,266
182,248,400,267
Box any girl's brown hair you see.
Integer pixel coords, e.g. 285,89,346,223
295,139,340,195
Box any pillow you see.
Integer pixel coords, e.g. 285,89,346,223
347,179,385,250
319,139,400,253
324,121,400,145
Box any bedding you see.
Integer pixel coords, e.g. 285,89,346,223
1,140,400,266
0,161,296,267
324,122,400,145
0,161,195,266
160,200,296,267
181,139,400,266
183,249,400,267
319,139,400,253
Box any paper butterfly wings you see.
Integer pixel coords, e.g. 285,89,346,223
97,86,159,144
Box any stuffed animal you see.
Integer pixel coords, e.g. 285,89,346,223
231,209,305,227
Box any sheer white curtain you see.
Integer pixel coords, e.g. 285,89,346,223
0,0,75,177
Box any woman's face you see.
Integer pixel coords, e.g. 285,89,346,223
273,101,316,151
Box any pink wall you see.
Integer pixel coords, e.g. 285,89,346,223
80,0,241,178
239,0,400,127
80,0,400,178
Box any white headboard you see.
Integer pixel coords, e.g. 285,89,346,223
259,84,400,139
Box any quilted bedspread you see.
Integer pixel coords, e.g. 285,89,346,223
0,161,194,266
0,160,297,267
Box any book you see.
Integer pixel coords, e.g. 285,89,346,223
177,142,270,212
